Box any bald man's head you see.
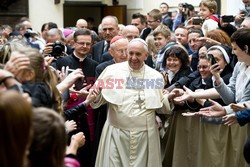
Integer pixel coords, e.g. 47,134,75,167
122,25,139,41
76,19,88,29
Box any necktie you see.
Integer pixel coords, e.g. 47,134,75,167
104,43,110,53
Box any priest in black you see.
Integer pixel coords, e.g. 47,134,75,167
53,29,98,167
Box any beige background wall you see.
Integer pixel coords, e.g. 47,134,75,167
29,0,245,32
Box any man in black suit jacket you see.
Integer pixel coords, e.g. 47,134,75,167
131,13,151,40
91,16,119,63
160,2,173,30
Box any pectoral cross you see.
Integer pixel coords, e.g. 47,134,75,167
136,91,144,109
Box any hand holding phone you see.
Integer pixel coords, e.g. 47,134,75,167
208,54,217,65
192,17,203,25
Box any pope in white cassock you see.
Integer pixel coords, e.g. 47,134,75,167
89,38,174,167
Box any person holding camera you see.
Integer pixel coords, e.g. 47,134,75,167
172,3,196,31
43,28,73,59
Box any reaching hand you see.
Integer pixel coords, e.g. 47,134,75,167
230,103,247,112
71,132,85,148
198,99,226,117
44,56,54,65
85,86,102,105
174,86,194,102
62,68,84,87
65,120,77,133
66,132,85,155
222,113,238,126
70,84,92,99
198,37,221,45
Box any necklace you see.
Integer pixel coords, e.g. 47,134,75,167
128,64,145,109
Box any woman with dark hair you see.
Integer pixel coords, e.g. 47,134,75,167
162,45,191,88
0,90,32,167
160,45,192,166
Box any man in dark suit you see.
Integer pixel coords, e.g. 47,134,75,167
95,35,129,78
91,15,119,63
160,2,173,30
54,29,98,167
131,13,151,40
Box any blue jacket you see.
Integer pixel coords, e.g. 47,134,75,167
236,109,250,126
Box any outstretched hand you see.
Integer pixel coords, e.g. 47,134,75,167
174,86,194,102
70,84,92,99
222,113,238,126
197,99,226,117
230,103,247,112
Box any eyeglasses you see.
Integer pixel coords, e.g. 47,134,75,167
76,42,91,47
197,65,209,69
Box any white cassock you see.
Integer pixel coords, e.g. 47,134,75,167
91,61,172,167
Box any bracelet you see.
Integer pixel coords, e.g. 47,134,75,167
0,76,14,85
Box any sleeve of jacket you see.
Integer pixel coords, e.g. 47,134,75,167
218,23,237,37
236,109,250,126
64,103,87,120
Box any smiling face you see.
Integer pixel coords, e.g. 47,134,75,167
166,55,182,73
74,35,92,58
110,38,129,63
188,32,204,52
198,58,212,79
127,40,148,70
207,49,227,71
231,42,250,64
154,34,169,51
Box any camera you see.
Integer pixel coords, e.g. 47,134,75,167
182,3,189,8
221,15,235,23
24,29,37,38
192,17,203,25
51,41,65,59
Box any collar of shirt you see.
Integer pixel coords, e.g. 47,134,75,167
73,51,86,62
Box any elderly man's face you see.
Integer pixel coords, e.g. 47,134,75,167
110,39,129,63
102,18,119,42
127,41,148,70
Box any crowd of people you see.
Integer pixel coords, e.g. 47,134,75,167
1,0,250,166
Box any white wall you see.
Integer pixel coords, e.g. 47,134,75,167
28,0,240,32
226,0,244,15
29,0,64,32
